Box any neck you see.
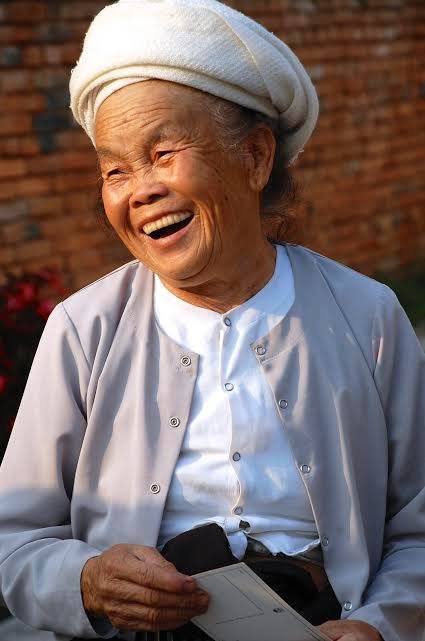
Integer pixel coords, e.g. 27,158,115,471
160,241,277,314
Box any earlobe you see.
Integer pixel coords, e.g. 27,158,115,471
247,125,276,193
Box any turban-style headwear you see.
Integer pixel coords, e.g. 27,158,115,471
70,0,319,165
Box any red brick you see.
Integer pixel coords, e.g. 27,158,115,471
1,221,27,244
28,195,62,216
22,46,43,67
4,2,49,23
0,159,26,178
0,113,32,136
0,69,32,92
0,26,34,44
55,130,92,151
51,172,98,193
15,239,51,261
0,136,40,157
2,92,46,112
21,177,52,197
0,247,15,265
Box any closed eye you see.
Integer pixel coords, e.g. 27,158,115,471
156,150,175,160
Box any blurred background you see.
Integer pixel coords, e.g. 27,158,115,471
0,0,424,452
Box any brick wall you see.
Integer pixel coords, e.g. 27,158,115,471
0,0,424,292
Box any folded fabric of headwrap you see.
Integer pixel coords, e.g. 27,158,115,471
69,0,319,165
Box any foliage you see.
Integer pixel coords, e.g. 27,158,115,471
377,267,425,328
0,268,67,459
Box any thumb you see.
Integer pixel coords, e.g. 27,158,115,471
317,620,346,640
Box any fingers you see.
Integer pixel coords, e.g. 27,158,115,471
105,597,209,631
317,621,345,640
115,545,199,594
317,620,382,641
107,579,209,611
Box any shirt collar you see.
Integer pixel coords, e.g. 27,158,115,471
154,244,293,352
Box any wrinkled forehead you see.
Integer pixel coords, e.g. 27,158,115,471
94,79,213,147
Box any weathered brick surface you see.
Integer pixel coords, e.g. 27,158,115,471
0,0,424,291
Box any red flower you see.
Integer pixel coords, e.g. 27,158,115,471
36,298,56,320
16,282,37,304
0,375,8,395
6,295,26,312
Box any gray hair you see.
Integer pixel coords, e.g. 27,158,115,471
204,94,300,243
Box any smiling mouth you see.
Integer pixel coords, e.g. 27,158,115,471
146,214,194,239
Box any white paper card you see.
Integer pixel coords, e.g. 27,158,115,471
192,562,331,641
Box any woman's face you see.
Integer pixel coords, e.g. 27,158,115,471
95,80,273,289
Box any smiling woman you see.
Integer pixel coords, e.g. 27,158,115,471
0,1,423,641
95,80,277,310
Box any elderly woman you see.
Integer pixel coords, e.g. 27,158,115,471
0,1,424,641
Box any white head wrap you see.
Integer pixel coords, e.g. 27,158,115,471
70,0,319,165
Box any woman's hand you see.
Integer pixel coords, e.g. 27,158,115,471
317,620,382,640
80,544,209,631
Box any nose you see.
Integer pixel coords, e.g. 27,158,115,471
129,176,169,208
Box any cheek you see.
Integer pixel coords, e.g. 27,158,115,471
102,183,129,227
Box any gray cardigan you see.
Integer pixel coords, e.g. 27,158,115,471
0,245,423,641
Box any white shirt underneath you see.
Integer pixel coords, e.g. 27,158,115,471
155,245,320,559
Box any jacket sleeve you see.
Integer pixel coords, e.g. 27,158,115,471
347,286,425,641
0,304,116,639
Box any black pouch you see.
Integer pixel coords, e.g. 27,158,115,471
161,523,238,575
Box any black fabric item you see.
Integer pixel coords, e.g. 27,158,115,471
161,523,238,575
246,557,317,614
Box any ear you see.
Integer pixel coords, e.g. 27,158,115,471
245,125,276,193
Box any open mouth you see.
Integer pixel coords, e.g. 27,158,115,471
147,214,194,240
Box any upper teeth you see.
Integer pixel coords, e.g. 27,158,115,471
143,212,192,235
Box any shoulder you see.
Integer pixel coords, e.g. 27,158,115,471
287,244,395,317
61,259,140,319
53,259,150,366
286,245,407,368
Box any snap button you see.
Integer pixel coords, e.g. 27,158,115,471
180,356,191,367
224,382,234,391
343,601,353,612
224,317,232,327
233,506,243,515
255,345,266,356
322,536,329,547
279,399,288,409
169,416,181,428
300,464,311,474
232,452,241,462
150,483,161,494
